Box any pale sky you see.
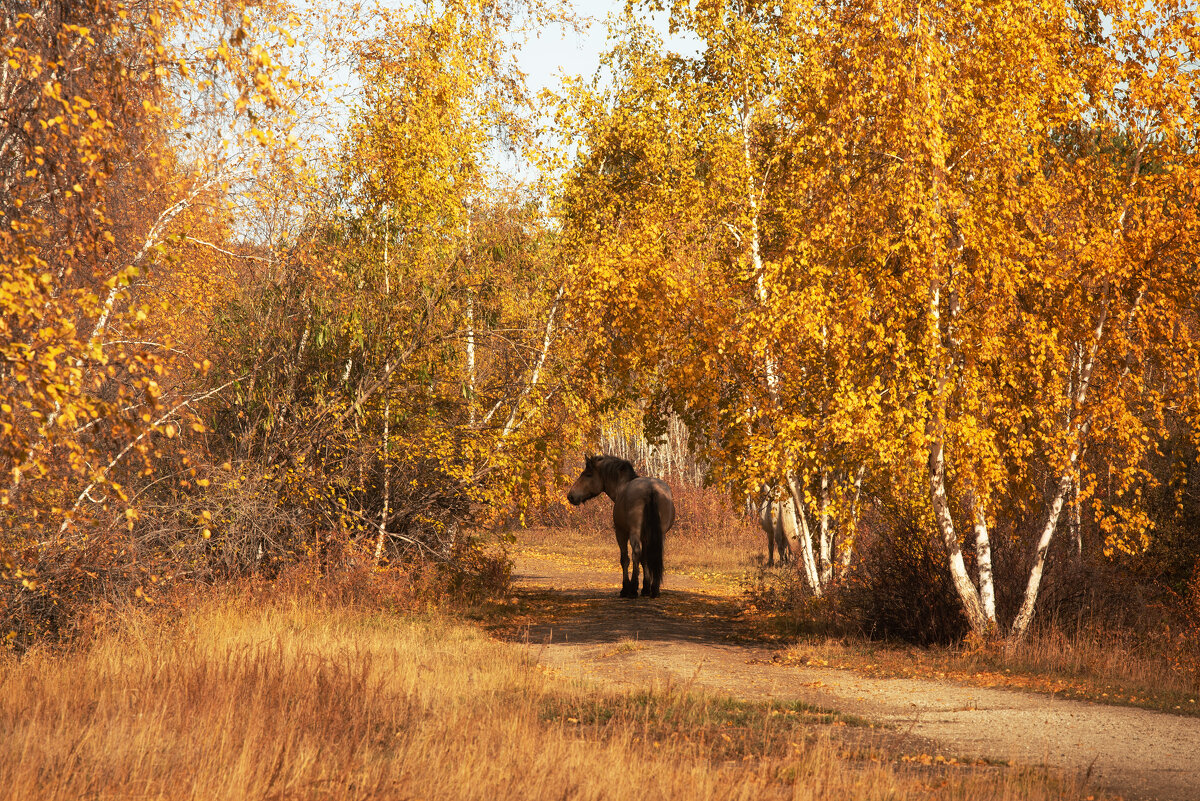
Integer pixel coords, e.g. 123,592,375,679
499,0,701,181
518,0,700,98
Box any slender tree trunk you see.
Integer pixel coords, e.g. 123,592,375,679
466,288,476,426
373,386,391,562
971,496,998,628
1010,288,1131,640
1069,477,1082,563
929,433,989,634
374,223,392,563
283,310,312,405
840,466,865,572
1010,470,1074,638
741,104,780,396
496,284,565,442
818,469,833,585
926,279,989,636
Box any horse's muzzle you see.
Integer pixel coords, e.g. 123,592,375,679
567,492,583,506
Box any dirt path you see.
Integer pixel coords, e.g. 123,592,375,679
511,551,1200,801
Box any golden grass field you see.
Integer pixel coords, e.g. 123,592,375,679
0,570,1104,801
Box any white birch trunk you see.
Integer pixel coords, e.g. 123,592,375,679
1010,470,1073,638
928,435,988,633
374,224,392,563
926,280,989,635
466,288,476,426
495,283,565,442
283,311,311,405
1069,478,1082,562
1010,291,1123,639
741,105,780,397
840,466,865,571
972,498,997,626
373,387,391,562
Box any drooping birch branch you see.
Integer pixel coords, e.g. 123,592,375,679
56,376,244,540
495,282,565,443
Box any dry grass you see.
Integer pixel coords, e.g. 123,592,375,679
0,582,1100,801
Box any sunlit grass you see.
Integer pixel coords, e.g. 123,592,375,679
0,583,1103,801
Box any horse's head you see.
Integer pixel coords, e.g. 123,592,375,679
567,455,605,506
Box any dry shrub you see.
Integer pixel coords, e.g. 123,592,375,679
1,540,159,652
746,513,968,646
669,484,755,545
3,528,512,654
404,539,513,605
837,519,969,645
1165,560,1200,684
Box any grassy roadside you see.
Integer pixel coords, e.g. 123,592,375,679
768,629,1200,718
0,579,1102,801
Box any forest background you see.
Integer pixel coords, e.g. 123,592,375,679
2,0,1199,675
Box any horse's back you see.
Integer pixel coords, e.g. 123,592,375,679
616,477,675,533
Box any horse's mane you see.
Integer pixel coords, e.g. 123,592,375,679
596,455,638,485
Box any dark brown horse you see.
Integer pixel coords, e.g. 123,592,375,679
567,455,675,597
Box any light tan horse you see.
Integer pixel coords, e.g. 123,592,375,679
567,454,675,598
759,495,801,567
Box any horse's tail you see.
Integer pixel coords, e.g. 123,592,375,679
643,494,664,584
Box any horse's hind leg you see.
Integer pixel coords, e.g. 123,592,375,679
628,538,642,599
618,533,636,598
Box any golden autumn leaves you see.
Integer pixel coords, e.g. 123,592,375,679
557,0,1200,638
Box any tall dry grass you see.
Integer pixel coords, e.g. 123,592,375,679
0,581,1098,801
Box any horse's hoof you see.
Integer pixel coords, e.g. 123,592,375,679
640,588,652,597
620,587,636,598
649,589,660,598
